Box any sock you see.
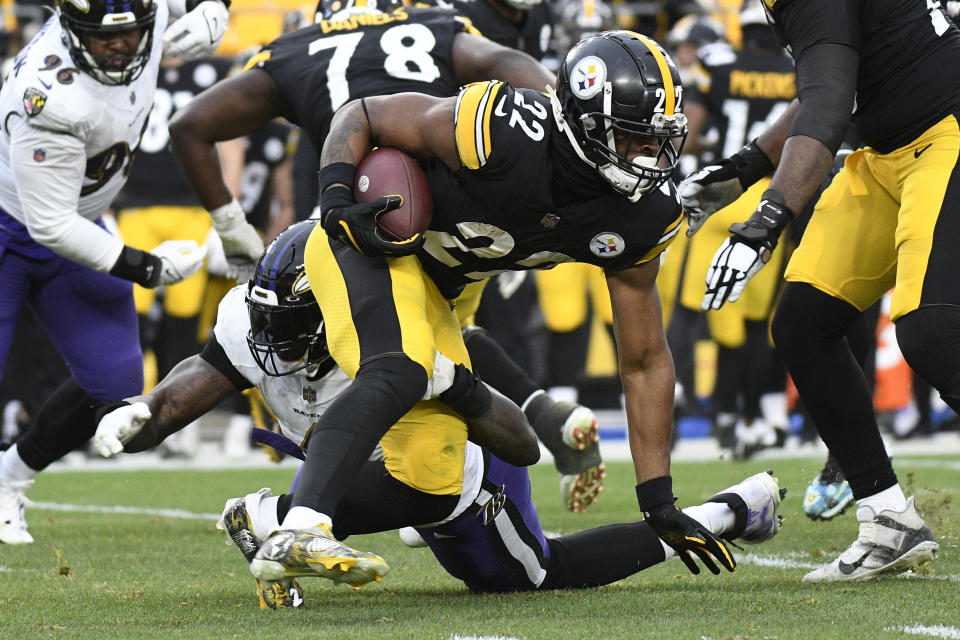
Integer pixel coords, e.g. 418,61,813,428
0,444,39,482
281,506,332,530
256,495,281,540
857,484,908,519
656,503,737,560
520,389,545,413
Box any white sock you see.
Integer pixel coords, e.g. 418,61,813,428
255,495,281,540
0,444,39,483
656,503,737,560
281,506,332,530
857,484,908,519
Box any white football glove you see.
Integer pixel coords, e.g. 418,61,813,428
162,0,229,59
702,237,771,310
423,351,457,399
94,402,152,458
209,199,264,282
678,163,745,237
149,240,208,286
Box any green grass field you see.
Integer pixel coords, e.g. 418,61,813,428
1,455,957,639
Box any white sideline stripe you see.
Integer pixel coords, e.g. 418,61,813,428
450,636,523,640
886,626,960,639
32,501,220,521
740,554,960,582
0,565,12,572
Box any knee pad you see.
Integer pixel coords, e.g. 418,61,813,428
896,306,960,412
355,355,428,416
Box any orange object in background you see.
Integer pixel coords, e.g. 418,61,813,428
873,290,912,412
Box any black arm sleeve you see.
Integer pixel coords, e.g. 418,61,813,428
200,337,253,391
788,42,858,155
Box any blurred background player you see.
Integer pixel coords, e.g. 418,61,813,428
676,0,794,457
113,53,241,457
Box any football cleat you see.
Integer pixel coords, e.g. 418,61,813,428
250,524,389,588
530,399,606,512
803,473,854,521
707,470,785,544
217,488,304,609
256,578,305,610
803,497,938,582
0,477,34,545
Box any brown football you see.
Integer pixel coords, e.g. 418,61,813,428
354,147,434,241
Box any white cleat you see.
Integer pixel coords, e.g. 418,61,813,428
708,470,785,544
0,477,34,545
803,497,938,582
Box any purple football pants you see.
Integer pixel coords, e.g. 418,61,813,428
416,453,550,593
0,237,142,402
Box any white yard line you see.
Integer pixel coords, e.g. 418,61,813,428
885,626,960,639
31,501,219,521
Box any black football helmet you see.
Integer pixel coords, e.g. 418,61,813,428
57,0,156,86
550,30,688,201
246,220,332,378
315,0,406,21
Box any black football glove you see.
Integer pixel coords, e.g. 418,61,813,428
637,475,736,575
678,139,774,236
322,195,424,257
644,503,737,575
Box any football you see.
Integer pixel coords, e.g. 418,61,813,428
354,147,433,241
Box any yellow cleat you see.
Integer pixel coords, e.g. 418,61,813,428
250,524,389,588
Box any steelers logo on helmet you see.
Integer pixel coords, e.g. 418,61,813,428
570,55,606,100
590,232,625,258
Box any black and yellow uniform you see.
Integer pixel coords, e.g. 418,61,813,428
681,42,795,346
766,0,960,500
248,6,476,150
240,120,296,230
303,80,681,510
116,57,235,319
775,0,960,320
246,7,489,500
445,0,553,60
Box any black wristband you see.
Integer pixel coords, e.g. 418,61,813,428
109,245,162,288
635,475,675,513
439,363,493,418
732,139,774,189
92,400,131,428
318,162,357,195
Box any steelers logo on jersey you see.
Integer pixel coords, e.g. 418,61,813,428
590,232,625,258
570,56,606,100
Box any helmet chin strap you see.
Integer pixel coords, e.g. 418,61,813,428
547,86,598,171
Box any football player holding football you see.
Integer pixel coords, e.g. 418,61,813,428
93,220,785,605
266,30,739,585
678,0,950,581
0,0,248,545
169,0,607,513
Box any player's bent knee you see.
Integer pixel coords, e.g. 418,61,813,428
356,355,428,413
896,306,960,413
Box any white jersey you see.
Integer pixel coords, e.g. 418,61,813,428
212,285,483,522
0,0,194,270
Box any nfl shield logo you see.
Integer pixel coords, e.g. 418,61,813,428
33,149,46,162
302,387,316,402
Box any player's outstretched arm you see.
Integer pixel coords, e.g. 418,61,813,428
94,355,236,456
606,260,736,575
170,70,286,212
452,32,556,91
